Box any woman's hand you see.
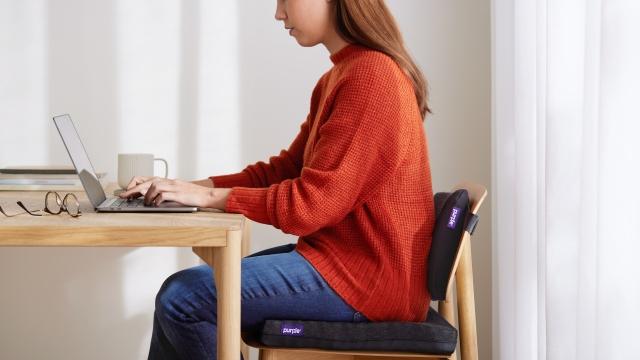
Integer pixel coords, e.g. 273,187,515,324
122,176,164,194
119,177,232,210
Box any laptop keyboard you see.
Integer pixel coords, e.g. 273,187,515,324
110,198,147,208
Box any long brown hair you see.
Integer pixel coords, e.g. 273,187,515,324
332,0,430,119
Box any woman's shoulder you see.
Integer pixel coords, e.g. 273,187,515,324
334,46,409,90
344,46,402,73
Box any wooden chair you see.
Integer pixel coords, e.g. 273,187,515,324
242,181,488,360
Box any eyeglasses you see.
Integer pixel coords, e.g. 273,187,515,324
0,191,82,218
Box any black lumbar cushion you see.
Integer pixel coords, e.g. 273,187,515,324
260,307,457,355
428,189,471,301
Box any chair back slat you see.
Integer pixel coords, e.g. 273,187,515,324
454,181,487,215
444,182,487,298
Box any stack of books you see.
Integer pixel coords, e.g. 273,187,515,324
0,166,106,191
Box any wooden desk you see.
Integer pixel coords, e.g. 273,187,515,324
0,186,250,360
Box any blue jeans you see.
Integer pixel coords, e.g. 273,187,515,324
148,244,367,359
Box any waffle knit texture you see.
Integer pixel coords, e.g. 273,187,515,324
210,44,435,322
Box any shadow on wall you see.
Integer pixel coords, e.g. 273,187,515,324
176,0,201,181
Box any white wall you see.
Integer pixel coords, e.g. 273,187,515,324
0,1,491,359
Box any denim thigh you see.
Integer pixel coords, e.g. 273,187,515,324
155,244,367,333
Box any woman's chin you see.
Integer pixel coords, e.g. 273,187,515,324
294,37,320,48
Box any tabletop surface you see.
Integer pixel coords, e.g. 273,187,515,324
0,184,244,247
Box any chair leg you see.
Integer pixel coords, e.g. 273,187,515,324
455,237,478,360
438,299,457,360
260,349,353,360
355,356,447,360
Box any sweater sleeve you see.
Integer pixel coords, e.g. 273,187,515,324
226,68,414,235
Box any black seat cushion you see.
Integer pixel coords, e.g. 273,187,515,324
258,307,457,355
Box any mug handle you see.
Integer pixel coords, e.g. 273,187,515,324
154,158,169,178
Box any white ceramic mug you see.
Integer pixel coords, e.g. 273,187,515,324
118,153,168,189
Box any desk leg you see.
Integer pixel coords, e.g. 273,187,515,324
193,229,242,360
240,221,251,360
214,229,242,360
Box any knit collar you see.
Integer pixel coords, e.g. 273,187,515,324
330,43,363,64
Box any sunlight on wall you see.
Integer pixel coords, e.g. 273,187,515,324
115,0,180,176
0,1,48,167
195,0,240,179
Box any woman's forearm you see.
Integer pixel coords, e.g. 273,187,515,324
191,178,214,188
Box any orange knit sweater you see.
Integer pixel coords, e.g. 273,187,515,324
211,44,435,322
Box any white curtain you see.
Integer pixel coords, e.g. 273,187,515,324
493,0,640,359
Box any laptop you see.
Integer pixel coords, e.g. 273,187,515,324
53,114,198,213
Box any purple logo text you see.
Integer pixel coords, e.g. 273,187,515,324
447,207,461,229
281,323,304,336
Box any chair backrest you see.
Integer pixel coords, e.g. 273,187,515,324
427,182,487,300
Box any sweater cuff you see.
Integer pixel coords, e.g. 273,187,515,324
209,172,253,188
225,187,271,225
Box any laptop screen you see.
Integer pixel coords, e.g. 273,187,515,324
53,114,107,208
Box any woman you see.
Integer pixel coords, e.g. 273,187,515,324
120,0,435,358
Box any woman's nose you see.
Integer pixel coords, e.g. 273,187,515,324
275,11,287,21
275,1,287,21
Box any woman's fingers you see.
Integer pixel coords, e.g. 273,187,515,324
123,192,142,200
126,176,147,191
125,177,138,191
144,179,175,205
120,178,158,199
125,176,163,191
123,179,215,208
119,185,142,199
153,191,181,206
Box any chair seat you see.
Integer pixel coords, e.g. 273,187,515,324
256,307,458,356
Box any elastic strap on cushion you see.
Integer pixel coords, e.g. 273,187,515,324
465,214,479,235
